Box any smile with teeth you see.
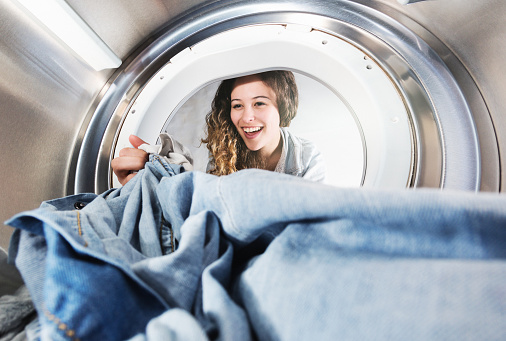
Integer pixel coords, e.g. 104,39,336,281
243,127,263,133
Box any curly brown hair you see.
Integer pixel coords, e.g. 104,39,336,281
202,70,299,176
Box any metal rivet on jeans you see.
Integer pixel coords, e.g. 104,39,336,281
74,202,86,210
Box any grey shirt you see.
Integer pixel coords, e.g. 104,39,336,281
207,128,326,182
274,127,326,182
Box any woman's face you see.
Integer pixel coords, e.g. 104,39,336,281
230,75,281,156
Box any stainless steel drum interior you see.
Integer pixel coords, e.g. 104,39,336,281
1,0,505,249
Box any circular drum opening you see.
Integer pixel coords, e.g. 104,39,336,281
74,0,482,194
112,24,413,188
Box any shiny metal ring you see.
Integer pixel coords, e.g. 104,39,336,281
74,0,480,193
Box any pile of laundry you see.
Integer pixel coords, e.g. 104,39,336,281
3,153,506,340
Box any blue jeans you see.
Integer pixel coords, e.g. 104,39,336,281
7,155,506,340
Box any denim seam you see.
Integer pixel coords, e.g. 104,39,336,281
153,155,174,174
159,216,175,254
75,211,88,247
169,223,174,253
159,218,162,253
44,309,80,341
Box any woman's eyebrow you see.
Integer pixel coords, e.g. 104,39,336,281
231,95,271,102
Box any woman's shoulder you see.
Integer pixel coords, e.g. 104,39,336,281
280,127,319,154
280,128,325,181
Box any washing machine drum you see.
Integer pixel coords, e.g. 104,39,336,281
75,0,496,194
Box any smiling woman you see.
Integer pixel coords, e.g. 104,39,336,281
109,23,412,190
157,70,365,188
229,75,285,163
202,71,325,181
97,1,492,194
111,71,327,184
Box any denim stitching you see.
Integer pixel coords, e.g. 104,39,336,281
154,155,176,254
159,216,175,254
76,211,88,247
169,222,174,253
153,155,174,174
159,218,163,253
44,309,80,341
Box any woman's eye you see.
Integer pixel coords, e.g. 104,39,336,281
232,104,243,109
254,102,266,107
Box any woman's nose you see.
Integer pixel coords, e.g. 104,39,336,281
242,106,255,122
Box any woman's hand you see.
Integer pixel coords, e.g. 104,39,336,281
111,135,149,186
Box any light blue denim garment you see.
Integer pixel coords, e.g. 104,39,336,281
277,127,326,182
7,155,187,341
155,168,506,340
7,157,506,340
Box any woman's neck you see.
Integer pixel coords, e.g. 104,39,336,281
261,134,283,171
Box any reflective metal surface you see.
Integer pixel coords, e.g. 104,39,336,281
0,0,109,247
1,0,505,249
76,0,482,193
371,0,503,192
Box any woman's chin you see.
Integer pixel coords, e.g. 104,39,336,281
246,146,261,152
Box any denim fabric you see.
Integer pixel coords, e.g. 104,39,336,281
7,156,506,340
7,155,184,341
